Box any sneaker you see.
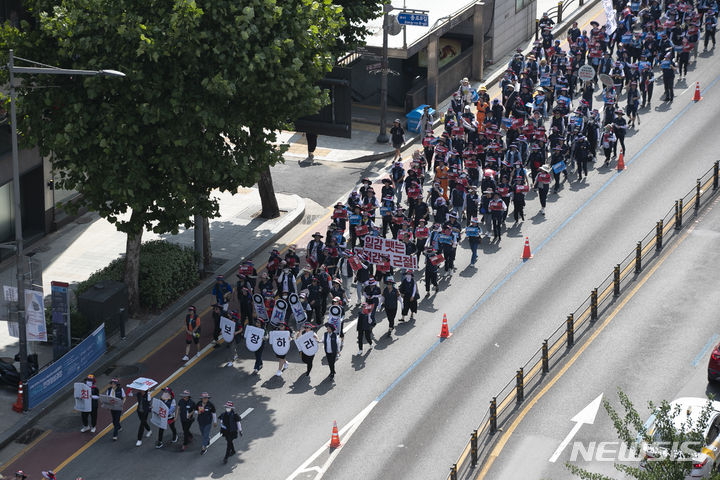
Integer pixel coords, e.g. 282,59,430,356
281,363,288,372
539,208,545,215
118,427,123,432
182,355,189,361
136,440,142,447
146,429,153,438
80,426,89,433
252,368,258,374
358,348,363,354
90,427,96,433
276,370,283,376
113,436,117,441
226,362,233,367
201,447,207,455
171,436,178,443
156,442,164,449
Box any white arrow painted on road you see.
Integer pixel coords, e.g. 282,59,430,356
548,393,603,463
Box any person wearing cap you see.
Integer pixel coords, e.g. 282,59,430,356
178,389,196,450
488,192,507,241
533,165,552,215
284,244,301,276
356,302,375,353
237,281,254,327
419,105,434,139
105,377,126,440
296,322,320,376
211,275,232,314
155,387,178,449
196,392,217,455
273,321,292,376
135,385,153,446
211,303,223,348
625,80,640,129
225,310,244,367
15,471,27,479
612,109,627,158
329,278,347,310
390,119,405,161
79,374,99,434
306,232,326,271
704,10,717,51
183,305,201,361
41,471,56,480
600,124,617,166
660,52,677,101
247,316,267,375
549,145,568,193
307,275,324,324
573,134,591,183
398,271,419,321
363,277,382,322
320,323,340,379
391,160,406,204
380,277,400,334
219,400,242,464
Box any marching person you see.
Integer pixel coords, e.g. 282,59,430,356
219,401,243,464
390,119,405,161
274,322,292,377
156,387,178,449
183,305,201,361
225,310,243,367
80,374,99,434
357,302,375,353
399,271,419,321
381,277,400,334
466,218,482,265
321,323,340,379
105,378,125,440
196,392,217,456
424,247,440,293
135,386,153,446
247,317,266,375
178,390,196,451
211,274,233,313
296,322,319,377
533,164,552,216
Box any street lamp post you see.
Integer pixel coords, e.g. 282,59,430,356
377,6,391,144
7,49,124,409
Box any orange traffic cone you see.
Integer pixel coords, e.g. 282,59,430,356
693,81,702,102
521,237,533,260
617,152,625,171
330,420,341,448
437,313,452,338
12,382,23,413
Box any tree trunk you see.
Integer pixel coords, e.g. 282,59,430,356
124,228,143,315
203,216,212,267
258,165,280,219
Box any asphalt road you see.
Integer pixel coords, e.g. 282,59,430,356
45,46,720,480
483,185,720,480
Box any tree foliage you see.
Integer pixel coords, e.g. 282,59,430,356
567,389,720,480
0,0,343,311
332,0,385,57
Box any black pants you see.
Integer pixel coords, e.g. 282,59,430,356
158,421,178,443
357,330,372,349
425,270,438,292
386,307,397,328
576,158,588,178
538,186,549,208
641,83,653,105
81,408,98,428
224,434,237,459
306,133,318,154
110,410,122,437
613,135,625,156
301,352,314,374
401,297,417,316
442,244,455,271
491,215,502,239
662,74,674,100
137,410,151,440
181,420,195,446
705,30,716,49
513,199,525,221
326,353,337,375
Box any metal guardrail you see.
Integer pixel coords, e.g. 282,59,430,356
535,0,587,40
446,160,720,480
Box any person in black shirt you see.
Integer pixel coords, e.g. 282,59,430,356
178,390,196,450
219,401,242,464
390,119,405,161
196,392,217,455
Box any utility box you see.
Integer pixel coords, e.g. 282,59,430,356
77,281,128,338
406,104,435,134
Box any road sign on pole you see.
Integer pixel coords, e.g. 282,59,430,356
397,12,429,26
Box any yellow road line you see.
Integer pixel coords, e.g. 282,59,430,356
475,211,697,480
0,429,51,472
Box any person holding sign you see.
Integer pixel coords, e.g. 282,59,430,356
271,322,292,377
135,387,153,446
245,317,267,374
219,401,242,464
79,374,99,433
196,392,217,455
295,323,319,377
183,306,201,361
224,311,243,367
104,378,125,440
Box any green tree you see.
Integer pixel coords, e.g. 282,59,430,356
333,0,385,57
1,0,343,312
567,389,720,480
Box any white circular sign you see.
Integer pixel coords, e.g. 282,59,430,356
578,65,596,82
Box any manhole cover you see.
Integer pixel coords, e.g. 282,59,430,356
103,365,141,377
15,427,44,445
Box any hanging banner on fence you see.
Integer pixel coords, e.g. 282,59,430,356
252,294,268,321
25,290,47,342
269,330,291,356
269,298,288,326
99,394,125,411
150,397,168,430
327,305,343,332
220,316,235,343
73,383,92,412
27,324,106,410
356,236,418,270
295,331,319,356
287,293,307,324
244,325,265,352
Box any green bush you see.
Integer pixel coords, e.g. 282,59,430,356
75,240,199,311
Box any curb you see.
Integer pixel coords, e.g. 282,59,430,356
0,195,306,451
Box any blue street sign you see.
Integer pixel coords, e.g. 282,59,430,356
397,12,429,26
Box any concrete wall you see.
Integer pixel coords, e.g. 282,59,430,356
492,0,537,61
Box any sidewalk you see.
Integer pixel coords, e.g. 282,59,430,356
279,0,594,163
0,188,305,441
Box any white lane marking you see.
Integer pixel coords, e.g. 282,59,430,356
286,401,378,480
209,408,254,447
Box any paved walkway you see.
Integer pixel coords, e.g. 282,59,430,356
279,0,589,163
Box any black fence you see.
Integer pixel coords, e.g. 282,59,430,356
446,160,720,480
